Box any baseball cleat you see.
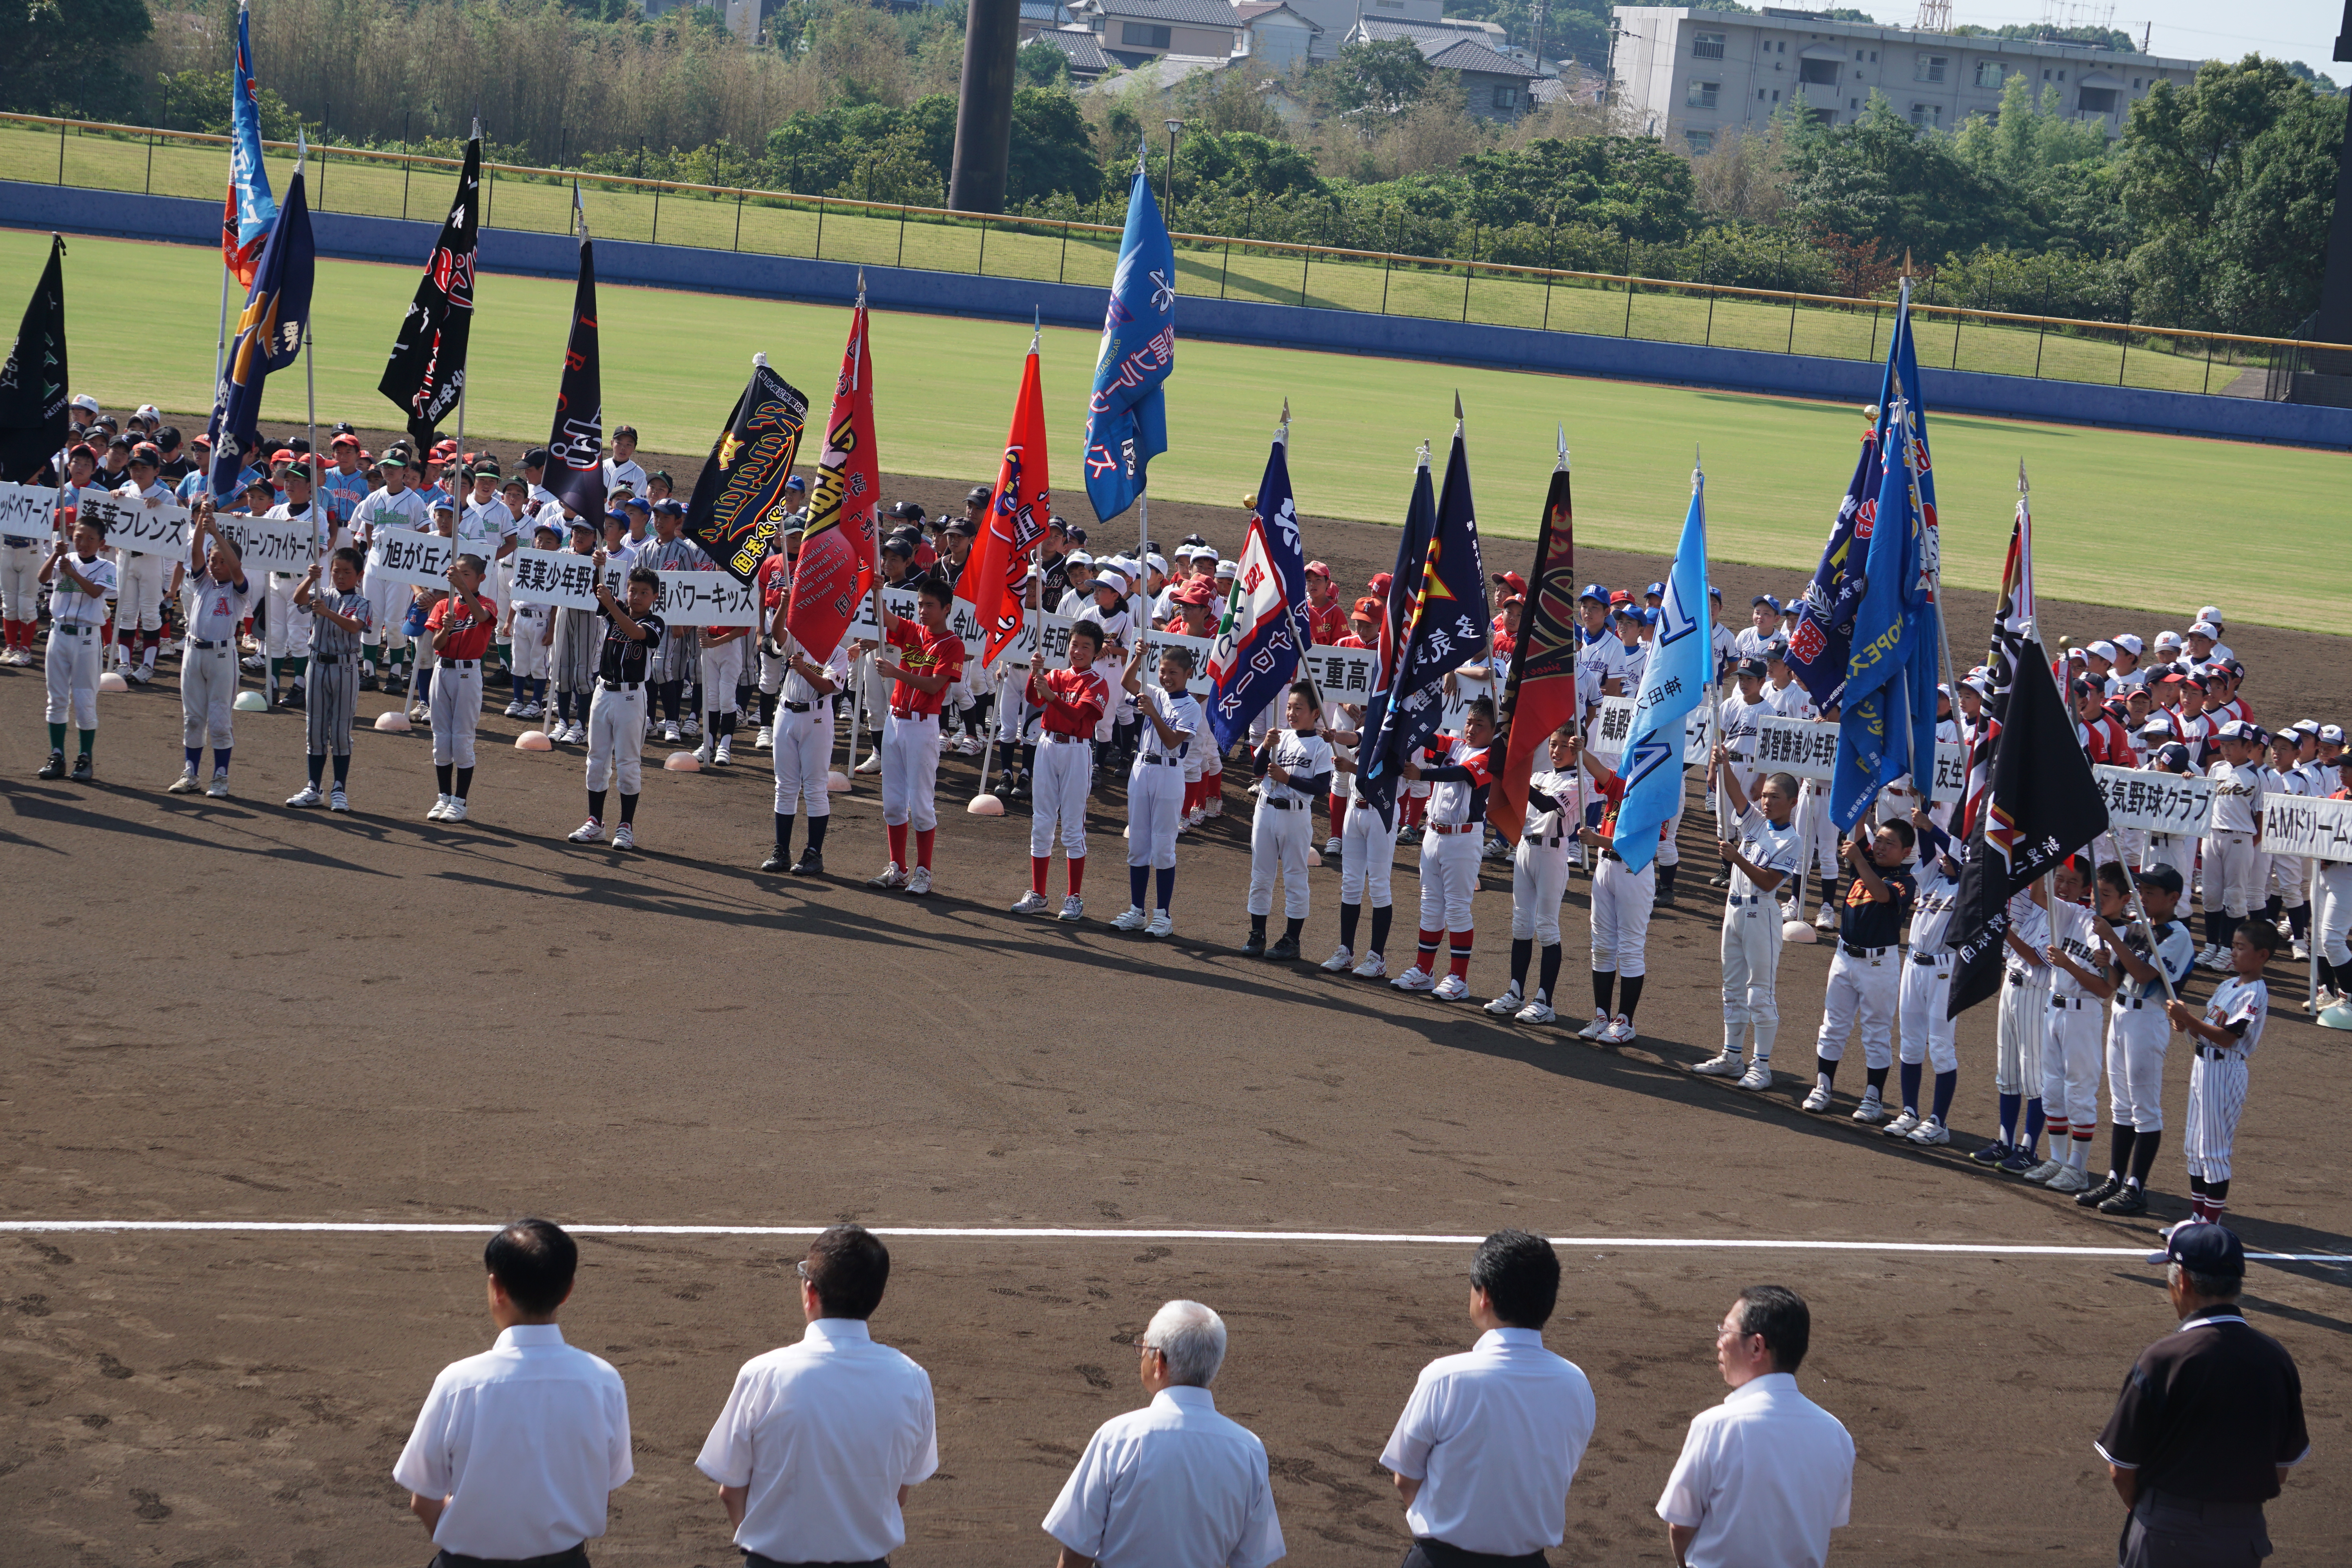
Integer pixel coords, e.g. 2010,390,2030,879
1241,931,1267,957
760,848,789,873
37,751,64,779
1058,896,1085,923
1600,1014,1636,1044
286,784,324,808
1801,1084,1834,1113
504,700,525,717
1350,952,1387,979
427,794,451,821
1483,984,1525,1017
1850,1095,1888,1125
328,788,349,812
790,849,824,877
1010,890,1051,915
610,822,636,851
2076,1175,2123,1208
2020,1157,2065,1184
1813,906,1838,932
568,818,606,843
2045,1164,2090,1194
715,739,733,765
167,767,200,794
1882,1109,1921,1137
867,862,907,889
1321,945,1354,971
854,754,881,774
1323,835,1342,856
442,799,468,823
204,773,230,798
695,741,715,767
753,726,773,750
1267,935,1301,962
1998,1146,2040,1176
662,721,682,744
126,665,151,685
1735,1062,1773,1091
1514,998,1557,1025
1112,906,1151,931
2097,1186,2148,1216
903,866,932,896
1970,1140,2010,1165
1431,974,1469,1001
1391,965,1435,992
1906,1117,1951,1146
1691,1051,1744,1078
1575,1010,1610,1040
1145,910,1174,938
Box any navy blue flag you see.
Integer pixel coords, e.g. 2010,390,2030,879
1783,416,1880,709
1204,432,1312,753
544,194,606,522
1357,429,1487,821
1081,158,1174,524
207,163,314,499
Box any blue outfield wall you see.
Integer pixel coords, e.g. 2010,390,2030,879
10,178,2349,450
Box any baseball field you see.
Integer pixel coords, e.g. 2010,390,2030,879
4,463,2348,1565
4,225,2347,631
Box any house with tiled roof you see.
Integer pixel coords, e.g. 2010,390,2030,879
1030,22,1115,80
1232,1,1321,70
1345,15,1539,118
1069,0,1241,69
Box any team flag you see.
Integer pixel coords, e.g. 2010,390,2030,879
1356,420,1487,821
1490,447,1577,847
1783,411,1879,709
542,189,606,521
206,158,314,499
1945,618,2109,1018
956,333,1053,669
379,133,481,454
1081,157,1174,524
221,3,278,289
1606,460,1712,874
788,287,881,659
0,234,69,483
683,355,809,586
1828,395,1938,830
1956,478,2038,844
1205,419,1312,753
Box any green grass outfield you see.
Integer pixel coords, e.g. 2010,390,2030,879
7,227,2343,632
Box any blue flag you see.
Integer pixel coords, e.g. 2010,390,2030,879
1205,434,1313,753
224,4,278,281
1358,430,1486,821
1784,416,1880,709
1608,466,1711,874
1082,159,1174,524
207,167,314,499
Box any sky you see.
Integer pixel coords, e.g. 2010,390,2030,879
1949,0,2349,85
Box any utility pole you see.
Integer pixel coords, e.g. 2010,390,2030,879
2305,2,2352,390
948,0,1020,212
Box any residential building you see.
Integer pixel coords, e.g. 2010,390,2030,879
1283,0,1441,60
1031,22,1114,80
1019,0,1078,38
1070,0,1241,69
1345,16,1541,119
1608,6,2204,152
1233,1,1323,71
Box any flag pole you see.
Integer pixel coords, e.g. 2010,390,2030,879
299,133,319,565
971,313,1045,810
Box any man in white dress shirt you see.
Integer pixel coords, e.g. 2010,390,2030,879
1043,1299,1284,1568
1656,1286,1853,1568
1379,1230,1597,1566
393,1219,633,1568
697,1224,938,1568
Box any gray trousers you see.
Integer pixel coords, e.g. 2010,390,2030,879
306,658,359,757
2118,1488,2270,1567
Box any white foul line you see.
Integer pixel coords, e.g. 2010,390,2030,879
2,1220,2345,1264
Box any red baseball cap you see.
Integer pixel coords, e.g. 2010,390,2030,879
1303,560,1331,580
1351,596,1381,621
1368,572,1393,597
330,432,360,449
1491,570,1526,595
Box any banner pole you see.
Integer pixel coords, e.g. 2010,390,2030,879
213,260,231,397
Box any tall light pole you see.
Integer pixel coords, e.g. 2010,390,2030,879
1163,118,1183,209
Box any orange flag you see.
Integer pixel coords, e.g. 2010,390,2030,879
788,294,880,658
955,340,1051,670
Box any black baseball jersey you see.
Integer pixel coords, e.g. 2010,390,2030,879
597,608,665,684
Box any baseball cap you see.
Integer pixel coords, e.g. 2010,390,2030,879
889,500,925,522
2139,718,2173,737
1644,581,1665,599
374,451,405,470
784,475,806,492
1709,586,1723,602
2187,619,2219,638
1171,579,1211,607
1215,560,1237,579
2154,742,2191,771
70,393,100,415
1193,545,1215,563
2153,630,2183,650
473,456,502,478
2289,719,2319,737
1491,570,1525,595
1736,657,1767,679
2198,605,2224,626
1064,550,1093,568
654,499,685,517
2178,671,2207,691
1764,638,1791,662
1351,596,1381,621
2134,864,2185,896
130,442,161,465
1499,593,1524,609
569,516,598,534
1579,583,1609,604
944,518,976,538
2160,1220,2243,1278
2216,719,2255,742
1305,560,1332,580
523,447,551,467
880,535,913,559
134,402,161,423
1146,553,1167,573
965,485,992,506
533,519,561,538
1612,602,1642,621
2322,724,2346,745
1609,589,1633,606
330,432,359,450
432,499,457,515
622,497,651,515
2087,639,2116,661
189,434,211,451
1094,568,1129,595
2114,633,2144,656
611,425,638,442
1753,593,1781,612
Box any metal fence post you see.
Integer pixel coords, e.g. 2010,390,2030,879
978,216,989,275
2202,341,2214,396
735,188,744,251
1219,238,1231,300
1381,209,1394,314
1058,218,1069,283
485,162,494,228
1300,245,1309,308
1704,294,1715,347
814,196,824,259
2117,335,2128,387
899,203,908,269
145,132,153,194
1461,225,1475,323
2033,318,2047,378
1626,276,1637,339
652,184,661,245
58,118,66,184
1785,298,1796,355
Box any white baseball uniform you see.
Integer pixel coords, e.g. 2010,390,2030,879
1027,665,1109,862
1814,867,1915,1070
2042,897,2108,1150
1248,728,1332,920
1589,779,1655,978
111,480,175,637
1339,763,1401,909
2203,760,2263,918
181,567,252,751
2106,916,2195,1136
2184,975,2267,1183
1996,897,2054,1100
44,548,114,731
772,642,849,818
1127,683,1200,873
1511,768,1583,947
1898,857,1961,1073
1413,733,1491,937
1721,804,1802,1059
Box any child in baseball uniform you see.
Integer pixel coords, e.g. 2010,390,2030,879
1973,891,2054,1173
2165,917,2280,1233
760,626,850,878
34,513,116,782
110,443,175,682
503,520,560,720
1803,818,1918,1121
2320,753,2352,1009
1012,621,1110,922
261,461,319,708
2029,857,2115,1194
1243,681,1334,961
1575,742,1654,1044
423,554,495,824
695,616,750,767
2139,740,2200,886
2259,730,2311,955
169,506,250,799
546,517,608,744
1692,757,1802,1087
2078,863,2196,1217
1709,656,1770,853
1323,682,1403,981
1110,640,1202,937
286,547,370,811
2200,721,2266,969
866,578,964,897
1886,813,1963,1143
1393,697,1497,1001
567,562,666,851
1483,725,1588,1025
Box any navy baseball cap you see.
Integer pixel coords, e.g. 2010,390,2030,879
1579,583,1609,604
2134,864,2185,896
2154,742,2191,771
1753,593,1781,612
1736,657,1767,679
1644,581,1665,599
653,499,685,517
2161,1221,2243,1277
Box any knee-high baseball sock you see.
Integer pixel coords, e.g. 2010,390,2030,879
760,692,778,725
1815,1054,1838,1087
1330,795,1347,838
1032,855,1051,897
1250,913,1267,940
455,766,473,800
1592,969,1616,1015
1284,915,1304,946
1864,1065,1889,1099
77,728,93,757
619,791,639,825
1537,943,1562,1002
2263,893,2283,926
1899,1061,1923,1115
2127,1129,2161,1189
331,752,349,786
775,812,794,856
2108,1124,2137,1183
211,746,231,775
887,822,907,866
1339,899,1362,954
185,746,202,771
436,763,454,793
1417,927,1441,971
1510,936,1534,987
1130,864,1149,908
140,632,158,671
1370,903,1392,956
2069,1123,2094,1168
1617,974,1644,1020
2287,901,2309,940
806,815,828,851
1447,931,1474,982
1067,857,1085,897
2046,1116,2071,1160
1998,1091,2022,1147
307,753,326,786
915,828,935,869
2024,1097,2046,1149
588,788,608,821
2189,1176,2229,1225
1154,866,1173,910
48,722,66,752
1931,1068,1957,1123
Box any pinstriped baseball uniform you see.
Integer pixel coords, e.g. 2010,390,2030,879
305,587,371,757
2185,975,2267,1183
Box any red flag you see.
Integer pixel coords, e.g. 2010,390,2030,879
222,189,264,289
1488,464,1577,846
955,343,1051,670
786,298,880,658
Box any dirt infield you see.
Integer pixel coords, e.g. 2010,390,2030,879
3,499,2347,1567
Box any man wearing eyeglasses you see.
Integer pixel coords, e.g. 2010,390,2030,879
1042,1299,1284,1568
1379,1230,1596,1566
696,1225,938,1567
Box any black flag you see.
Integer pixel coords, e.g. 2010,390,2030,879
544,192,605,522
378,136,480,454
0,234,69,483
1945,637,2110,1017
684,356,809,585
